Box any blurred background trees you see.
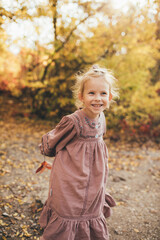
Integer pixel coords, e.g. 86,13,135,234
0,0,159,140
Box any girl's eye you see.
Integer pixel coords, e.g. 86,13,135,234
88,92,94,95
102,92,107,95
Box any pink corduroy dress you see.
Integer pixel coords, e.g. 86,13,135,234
39,109,116,240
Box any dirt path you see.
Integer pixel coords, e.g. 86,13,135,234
107,143,160,240
0,118,160,240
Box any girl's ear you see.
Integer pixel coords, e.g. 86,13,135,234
109,92,112,101
78,93,83,102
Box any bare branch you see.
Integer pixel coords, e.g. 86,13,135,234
40,13,94,82
41,62,52,82
51,0,58,41
55,14,93,53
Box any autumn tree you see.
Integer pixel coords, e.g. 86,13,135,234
0,0,159,139
1,0,119,118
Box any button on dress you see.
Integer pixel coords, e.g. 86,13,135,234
39,109,116,240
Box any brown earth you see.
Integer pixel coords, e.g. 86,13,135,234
0,101,160,239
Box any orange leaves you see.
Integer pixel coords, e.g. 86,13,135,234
109,156,140,171
114,113,159,142
139,124,151,134
108,142,145,172
116,201,126,206
35,161,52,173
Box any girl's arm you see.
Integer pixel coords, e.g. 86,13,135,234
39,116,77,157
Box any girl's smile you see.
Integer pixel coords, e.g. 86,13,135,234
79,77,110,119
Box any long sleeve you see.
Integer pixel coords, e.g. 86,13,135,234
39,116,77,157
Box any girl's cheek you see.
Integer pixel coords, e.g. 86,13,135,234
87,95,93,99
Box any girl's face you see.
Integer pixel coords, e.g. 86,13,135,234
79,77,110,119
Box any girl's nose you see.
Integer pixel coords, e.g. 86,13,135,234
95,94,101,101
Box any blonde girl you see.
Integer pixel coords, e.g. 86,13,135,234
38,65,118,240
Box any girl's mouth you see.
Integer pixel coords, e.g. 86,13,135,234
91,104,103,107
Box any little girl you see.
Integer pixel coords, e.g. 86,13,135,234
38,65,118,240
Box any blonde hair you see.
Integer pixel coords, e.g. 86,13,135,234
72,64,119,109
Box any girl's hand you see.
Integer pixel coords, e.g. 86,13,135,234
39,143,44,154
36,161,52,173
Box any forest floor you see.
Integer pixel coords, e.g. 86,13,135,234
0,99,160,240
